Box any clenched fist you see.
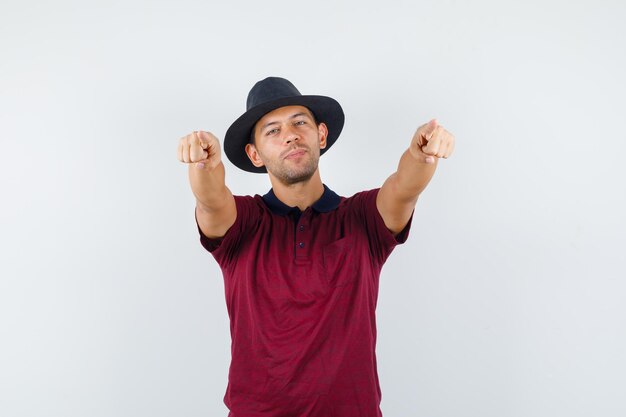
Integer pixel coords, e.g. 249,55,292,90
177,130,222,170
410,119,455,164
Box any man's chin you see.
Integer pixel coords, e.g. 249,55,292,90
268,166,317,186
283,172,315,185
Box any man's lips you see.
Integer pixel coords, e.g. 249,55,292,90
283,149,307,159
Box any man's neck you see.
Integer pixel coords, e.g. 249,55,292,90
269,170,325,211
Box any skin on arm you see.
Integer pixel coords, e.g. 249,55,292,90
376,119,455,235
178,130,237,239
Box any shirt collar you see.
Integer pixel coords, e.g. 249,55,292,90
262,184,341,215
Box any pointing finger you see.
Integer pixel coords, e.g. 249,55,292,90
191,142,209,162
420,119,438,140
196,130,210,149
413,119,438,148
422,125,443,155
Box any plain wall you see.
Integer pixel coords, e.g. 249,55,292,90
1,0,625,416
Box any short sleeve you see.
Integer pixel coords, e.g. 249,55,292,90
351,188,413,265
195,195,261,269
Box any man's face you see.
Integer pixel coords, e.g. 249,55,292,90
245,105,328,185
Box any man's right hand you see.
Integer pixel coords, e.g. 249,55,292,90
177,130,222,170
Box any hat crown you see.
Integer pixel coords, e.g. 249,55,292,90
246,77,302,110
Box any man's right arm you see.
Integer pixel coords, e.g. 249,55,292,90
178,130,236,239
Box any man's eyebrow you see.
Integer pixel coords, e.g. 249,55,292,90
289,112,310,120
260,112,312,131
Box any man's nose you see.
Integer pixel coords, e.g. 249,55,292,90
283,124,299,144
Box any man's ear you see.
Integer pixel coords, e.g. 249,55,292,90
245,143,265,168
318,122,329,149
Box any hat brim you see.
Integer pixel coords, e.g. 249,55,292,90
224,95,344,173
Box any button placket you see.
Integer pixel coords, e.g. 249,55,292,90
295,215,310,260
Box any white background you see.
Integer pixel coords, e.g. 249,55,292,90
1,0,625,416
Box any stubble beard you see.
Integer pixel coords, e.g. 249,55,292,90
262,149,320,186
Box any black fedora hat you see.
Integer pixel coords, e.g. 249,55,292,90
224,77,345,173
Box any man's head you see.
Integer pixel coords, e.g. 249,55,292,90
223,77,344,174
244,105,328,185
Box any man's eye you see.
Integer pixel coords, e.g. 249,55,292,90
295,120,306,126
266,128,278,136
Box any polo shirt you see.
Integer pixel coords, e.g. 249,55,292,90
196,184,413,417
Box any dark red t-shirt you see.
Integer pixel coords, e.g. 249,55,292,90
196,185,413,417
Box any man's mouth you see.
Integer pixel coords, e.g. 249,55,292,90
283,148,307,159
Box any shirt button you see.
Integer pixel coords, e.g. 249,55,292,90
299,225,305,232
298,242,305,248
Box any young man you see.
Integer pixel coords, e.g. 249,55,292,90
177,77,455,417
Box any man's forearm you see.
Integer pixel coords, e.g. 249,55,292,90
189,161,232,212
376,120,454,233
392,149,438,202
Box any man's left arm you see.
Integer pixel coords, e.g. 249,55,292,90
376,119,455,235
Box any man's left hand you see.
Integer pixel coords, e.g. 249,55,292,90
410,119,455,164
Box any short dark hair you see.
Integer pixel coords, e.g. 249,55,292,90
248,107,319,146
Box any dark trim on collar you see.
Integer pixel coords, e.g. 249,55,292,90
262,184,341,215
